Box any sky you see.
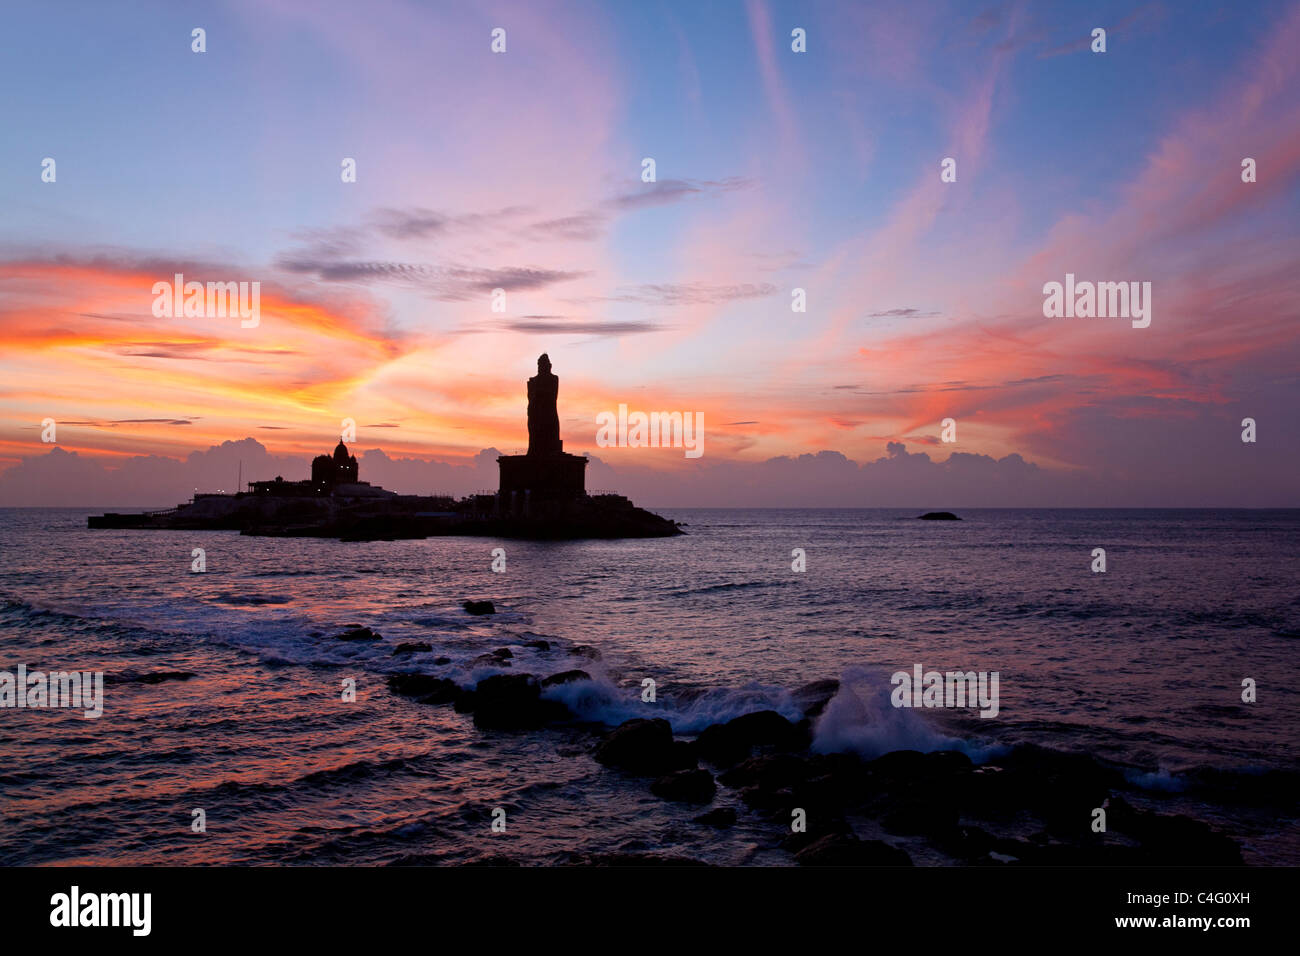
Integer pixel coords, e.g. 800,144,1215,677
1,0,1297,507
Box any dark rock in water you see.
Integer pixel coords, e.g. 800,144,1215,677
779,814,853,852
917,511,961,520
471,647,514,668
387,672,443,696
792,679,840,717
794,834,913,866
696,710,802,766
392,642,432,655
594,718,694,775
881,797,960,837
869,749,972,785
462,600,496,615
1107,797,1243,864
523,639,550,651
953,766,1022,821
540,669,591,688
433,656,452,666
105,670,196,685
387,673,462,706
651,768,717,804
420,682,463,706
719,753,815,792
693,807,737,828
739,783,796,811
860,750,969,835
469,673,570,730
334,626,382,642
743,764,863,826
998,743,1121,787
570,645,602,661
793,753,875,809
989,744,1122,832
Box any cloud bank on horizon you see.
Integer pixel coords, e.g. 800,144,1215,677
1,0,1297,506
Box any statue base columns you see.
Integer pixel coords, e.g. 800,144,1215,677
497,452,587,511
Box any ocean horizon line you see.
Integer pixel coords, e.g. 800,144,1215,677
5,504,1300,513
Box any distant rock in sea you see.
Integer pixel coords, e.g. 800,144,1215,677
692,807,737,828
650,768,717,804
917,511,961,520
333,625,382,641
104,670,195,685
391,642,432,656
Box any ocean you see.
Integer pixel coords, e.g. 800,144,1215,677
1,507,1297,865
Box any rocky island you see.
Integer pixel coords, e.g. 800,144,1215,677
89,355,682,541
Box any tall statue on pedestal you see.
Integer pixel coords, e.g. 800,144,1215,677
498,354,587,508
527,353,562,455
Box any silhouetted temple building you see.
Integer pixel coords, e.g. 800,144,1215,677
498,354,587,511
312,441,359,487
249,440,391,498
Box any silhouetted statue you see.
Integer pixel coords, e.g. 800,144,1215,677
527,353,562,455
499,353,587,507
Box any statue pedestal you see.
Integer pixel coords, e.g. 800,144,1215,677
498,452,588,510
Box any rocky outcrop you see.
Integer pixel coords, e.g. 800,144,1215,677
334,626,382,642
462,674,571,730
540,669,592,688
392,642,432,655
696,710,803,766
650,768,717,804
470,648,513,667
376,661,1249,867
791,679,839,717
593,718,695,775
386,673,462,706
692,807,737,828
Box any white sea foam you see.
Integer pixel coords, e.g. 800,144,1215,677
812,668,998,762
1123,767,1190,792
540,674,804,732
